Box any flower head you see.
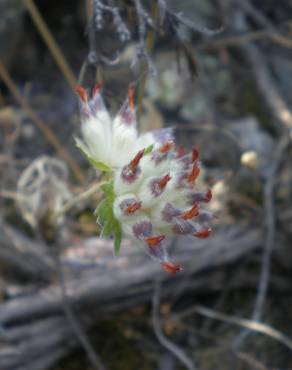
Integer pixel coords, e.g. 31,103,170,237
76,85,213,274
75,85,169,170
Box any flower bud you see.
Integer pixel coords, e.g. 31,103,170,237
114,150,145,195
180,203,199,220
137,174,171,208
113,194,142,221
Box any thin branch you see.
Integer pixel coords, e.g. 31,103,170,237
53,181,103,219
191,305,292,352
171,319,269,370
240,0,292,48
0,190,27,201
195,22,292,50
251,138,289,318
232,7,292,132
24,0,77,90
165,7,223,36
229,4,292,348
54,250,106,370
152,282,197,370
234,351,268,370
234,136,291,348
0,60,86,184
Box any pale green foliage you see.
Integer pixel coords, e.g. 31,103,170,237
94,181,122,255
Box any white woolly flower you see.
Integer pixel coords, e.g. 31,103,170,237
75,85,170,170
76,84,212,274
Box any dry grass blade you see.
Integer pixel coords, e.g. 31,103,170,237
196,22,292,50
152,283,197,370
54,181,102,218
193,305,292,352
0,60,85,184
234,136,291,347
23,0,77,90
54,251,106,370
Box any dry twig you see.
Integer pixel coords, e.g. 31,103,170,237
230,3,292,348
0,226,263,369
240,0,292,48
0,61,85,184
23,0,77,89
234,135,291,347
152,282,197,370
195,21,292,50
53,181,102,219
232,6,292,132
192,305,292,352
53,249,106,370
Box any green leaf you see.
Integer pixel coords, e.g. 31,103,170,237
101,218,115,237
101,182,114,197
93,178,122,255
75,138,112,172
93,161,112,172
144,144,154,155
94,198,112,223
114,225,122,256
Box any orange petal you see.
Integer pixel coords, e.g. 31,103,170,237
145,235,165,247
158,174,171,190
180,203,199,220
194,228,211,239
75,85,88,103
92,82,103,96
129,149,144,171
128,85,135,109
203,189,212,202
187,165,200,184
159,141,175,153
192,148,199,163
124,201,142,214
161,261,182,274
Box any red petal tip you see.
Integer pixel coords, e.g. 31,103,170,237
161,262,182,274
203,189,212,202
192,148,199,163
92,82,103,96
124,201,142,214
145,235,165,247
194,228,212,239
159,140,175,154
128,85,135,110
129,149,144,171
187,164,200,184
158,174,171,190
180,203,199,220
75,85,88,103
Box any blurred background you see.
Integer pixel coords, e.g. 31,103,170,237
1,0,292,369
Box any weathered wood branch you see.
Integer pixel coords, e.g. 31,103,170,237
0,225,265,370
0,226,262,324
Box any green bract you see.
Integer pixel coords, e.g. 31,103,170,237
94,180,122,255
144,144,154,155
